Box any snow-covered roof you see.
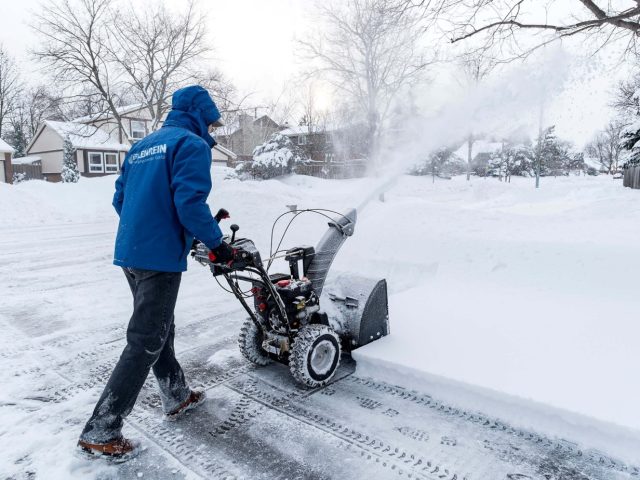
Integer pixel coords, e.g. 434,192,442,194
0,138,15,153
280,125,312,136
213,143,237,160
454,140,503,159
279,125,338,136
218,115,282,137
45,121,130,151
11,155,41,165
72,103,146,123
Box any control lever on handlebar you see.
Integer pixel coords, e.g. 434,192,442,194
214,208,230,223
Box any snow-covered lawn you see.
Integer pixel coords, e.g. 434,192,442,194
1,169,639,476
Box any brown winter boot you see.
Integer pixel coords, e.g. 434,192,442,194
78,437,139,460
166,390,206,420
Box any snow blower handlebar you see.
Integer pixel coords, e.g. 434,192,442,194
191,232,289,333
190,208,230,253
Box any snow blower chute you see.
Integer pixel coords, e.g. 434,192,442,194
193,208,389,387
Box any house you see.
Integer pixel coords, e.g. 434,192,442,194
0,138,15,184
26,103,238,181
26,120,130,182
280,123,370,165
217,114,282,162
25,103,151,181
73,103,153,145
454,140,504,164
212,143,237,166
278,125,338,162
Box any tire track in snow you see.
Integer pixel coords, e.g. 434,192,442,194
225,376,447,480
346,375,640,478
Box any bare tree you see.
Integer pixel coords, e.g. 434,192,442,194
108,0,210,131
265,84,298,127
614,72,640,116
33,0,215,143
17,86,65,138
407,1,640,58
585,120,625,173
6,85,65,155
33,0,128,136
300,0,433,164
0,45,21,139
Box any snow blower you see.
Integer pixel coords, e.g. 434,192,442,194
193,208,389,388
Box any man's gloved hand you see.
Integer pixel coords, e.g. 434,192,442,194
208,241,234,264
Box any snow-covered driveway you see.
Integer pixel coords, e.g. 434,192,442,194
1,219,638,479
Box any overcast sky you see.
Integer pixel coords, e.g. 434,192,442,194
0,0,632,148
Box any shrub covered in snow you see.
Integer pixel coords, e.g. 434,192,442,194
236,133,309,180
61,136,80,183
12,172,27,184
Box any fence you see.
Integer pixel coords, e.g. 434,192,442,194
12,162,43,181
624,165,640,189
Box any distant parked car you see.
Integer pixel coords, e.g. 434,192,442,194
613,171,624,180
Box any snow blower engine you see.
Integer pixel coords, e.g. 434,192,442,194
192,208,389,388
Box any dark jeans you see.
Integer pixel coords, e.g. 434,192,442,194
80,268,190,443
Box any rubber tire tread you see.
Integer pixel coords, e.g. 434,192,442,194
290,324,341,388
238,318,271,366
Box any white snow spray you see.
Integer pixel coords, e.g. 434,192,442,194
356,47,573,214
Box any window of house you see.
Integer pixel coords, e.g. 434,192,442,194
104,153,119,173
88,152,104,173
131,120,146,140
298,135,307,145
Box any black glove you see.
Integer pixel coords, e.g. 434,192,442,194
208,241,234,264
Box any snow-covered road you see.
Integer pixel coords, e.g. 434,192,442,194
1,219,638,479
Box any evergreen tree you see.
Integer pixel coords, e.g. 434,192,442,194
237,133,308,180
568,152,585,175
61,135,80,183
487,148,509,181
536,126,572,177
621,120,640,169
6,124,27,158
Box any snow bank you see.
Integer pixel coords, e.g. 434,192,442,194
0,177,117,226
347,175,640,463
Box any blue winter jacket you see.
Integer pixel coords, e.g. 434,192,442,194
112,85,224,272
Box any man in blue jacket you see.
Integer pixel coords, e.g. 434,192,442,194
78,85,233,458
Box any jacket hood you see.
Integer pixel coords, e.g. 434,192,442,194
163,85,222,147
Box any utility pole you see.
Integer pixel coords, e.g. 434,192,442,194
467,132,473,181
535,101,544,189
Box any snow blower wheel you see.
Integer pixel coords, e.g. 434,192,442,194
238,318,271,366
192,208,389,389
290,325,341,388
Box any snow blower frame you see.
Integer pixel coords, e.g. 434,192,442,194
193,208,389,388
